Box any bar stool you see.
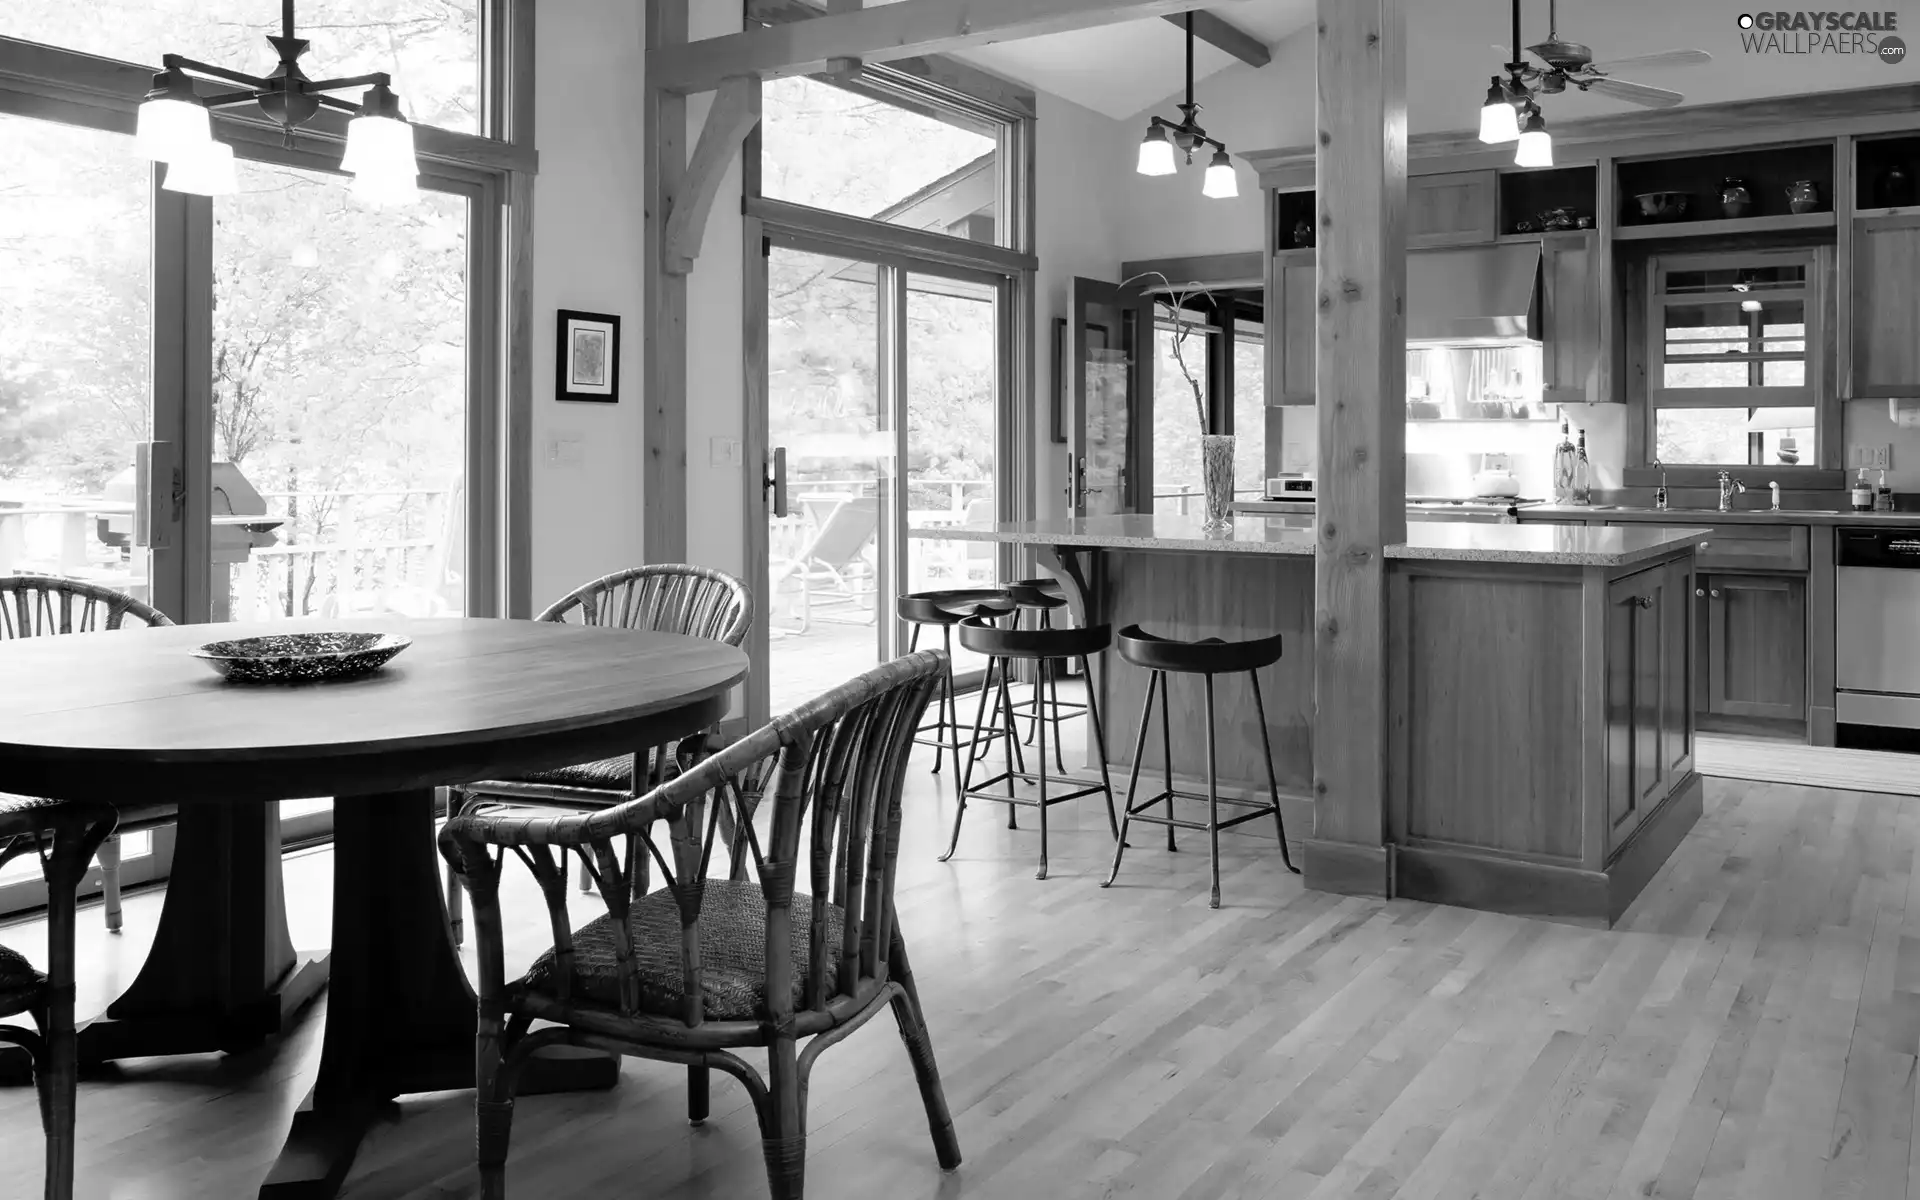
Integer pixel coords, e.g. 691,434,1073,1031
1102,624,1299,908
898,588,1017,781
943,614,1120,879
1005,577,1087,771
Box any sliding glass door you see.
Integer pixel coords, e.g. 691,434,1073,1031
760,242,1006,715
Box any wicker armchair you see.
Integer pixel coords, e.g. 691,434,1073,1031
0,795,118,1200
445,564,752,945
0,575,175,933
440,651,960,1200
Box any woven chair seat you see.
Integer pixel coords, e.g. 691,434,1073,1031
0,943,44,1018
523,879,844,1021
0,792,64,820
507,754,638,793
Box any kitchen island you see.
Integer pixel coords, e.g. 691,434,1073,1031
920,514,1716,925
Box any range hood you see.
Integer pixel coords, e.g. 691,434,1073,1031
1406,241,1541,344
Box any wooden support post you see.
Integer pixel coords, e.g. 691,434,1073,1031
643,0,690,563
1306,0,1406,896
664,76,762,276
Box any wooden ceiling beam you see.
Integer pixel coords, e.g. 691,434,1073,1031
650,0,1223,94
1161,10,1270,68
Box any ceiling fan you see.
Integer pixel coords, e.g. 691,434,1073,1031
1478,0,1711,164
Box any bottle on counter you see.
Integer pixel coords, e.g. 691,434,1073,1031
1572,429,1592,505
1852,468,1874,512
1551,417,1576,504
1878,468,1895,511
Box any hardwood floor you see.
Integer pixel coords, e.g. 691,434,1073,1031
2,748,1917,1199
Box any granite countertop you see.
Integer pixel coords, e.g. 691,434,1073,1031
916,514,1714,567
1522,503,1920,526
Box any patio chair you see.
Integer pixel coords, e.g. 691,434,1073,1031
0,576,176,933
0,796,118,1200
444,563,752,945
440,651,959,1200
770,497,878,634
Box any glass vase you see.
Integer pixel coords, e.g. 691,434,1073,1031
1200,433,1236,535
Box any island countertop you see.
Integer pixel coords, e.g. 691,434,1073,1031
917,513,1714,567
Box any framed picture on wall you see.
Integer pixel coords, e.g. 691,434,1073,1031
557,309,620,402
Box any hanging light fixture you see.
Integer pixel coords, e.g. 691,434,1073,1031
134,0,420,202
1135,14,1237,199
1478,77,1521,143
1515,104,1554,167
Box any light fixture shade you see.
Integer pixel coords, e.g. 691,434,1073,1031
1478,78,1520,144
161,140,237,196
1202,149,1238,199
342,113,418,179
350,168,420,207
1137,126,1177,177
1740,298,1764,312
1514,109,1553,168
135,96,211,163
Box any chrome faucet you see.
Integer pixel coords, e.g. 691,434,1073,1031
1717,471,1746,512
1654,459,1669,511
1770,481,1782,511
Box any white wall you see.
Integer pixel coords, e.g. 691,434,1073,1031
1032,91,1134,519
528,0,648,608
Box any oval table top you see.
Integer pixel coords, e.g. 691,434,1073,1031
0,617,749,803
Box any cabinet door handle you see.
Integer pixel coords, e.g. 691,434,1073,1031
1709,588,1722,599
1695,588,1706,597
1635,595,1655,609
1698,540,1711,550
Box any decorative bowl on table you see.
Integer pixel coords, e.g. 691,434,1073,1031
1632,191,1691,223
192,631,412,683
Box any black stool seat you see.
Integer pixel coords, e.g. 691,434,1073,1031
958,616,1109,661
1115,625,1284,675
898,588,1014,627
1104,624,1298,907
1006,577,1068,612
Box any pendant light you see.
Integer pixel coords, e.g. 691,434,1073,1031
1478,77,1521,143
1515,105,1553,167
136,0,420,202
1135,14,1237,199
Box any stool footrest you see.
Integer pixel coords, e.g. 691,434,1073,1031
1123,787,1282,814
962,770,1108,810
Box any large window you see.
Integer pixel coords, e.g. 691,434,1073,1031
1149,297,1266,512
1647,249,1822,468
761,74,1005,244
10,0,481,132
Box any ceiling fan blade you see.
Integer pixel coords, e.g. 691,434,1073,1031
1587,48,1713,72
1584,76,1685,108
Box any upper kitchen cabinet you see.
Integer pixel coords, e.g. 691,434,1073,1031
1407,171,1497,248
1540,231,1606,405
1850,213,1920,397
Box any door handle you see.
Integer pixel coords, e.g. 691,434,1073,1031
764,447,789,518
134,441,180,550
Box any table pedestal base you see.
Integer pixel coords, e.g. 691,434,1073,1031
259,790,616,1199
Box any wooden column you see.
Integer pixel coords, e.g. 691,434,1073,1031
643,0,690,563
1306,0,1407,895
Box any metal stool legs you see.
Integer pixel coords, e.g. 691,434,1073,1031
1104,668,1299,907
941,650,1117,879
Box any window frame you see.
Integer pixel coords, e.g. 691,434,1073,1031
0,8,529,907
1640,245,1838,475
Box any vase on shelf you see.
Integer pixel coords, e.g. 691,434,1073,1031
1875,162,1915,208
1200,434,1236,535
1719,177,1753,219
1787,179,1822,214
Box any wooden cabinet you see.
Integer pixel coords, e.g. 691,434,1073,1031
1269,251,1316,405
1698,572,1807,724
1541,231,1604,405
1605,558,1691,851
1407,170,1497,248
1850,214,1920,397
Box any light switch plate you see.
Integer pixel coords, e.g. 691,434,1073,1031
709,436,743,467
546,435,585,467
1850,443,1892,469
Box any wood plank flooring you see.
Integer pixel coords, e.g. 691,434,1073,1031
2,746,1917,1199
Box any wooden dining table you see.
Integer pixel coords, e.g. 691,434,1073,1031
0,617,748,1198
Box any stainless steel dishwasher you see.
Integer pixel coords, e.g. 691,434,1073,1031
1836,527,1920,731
